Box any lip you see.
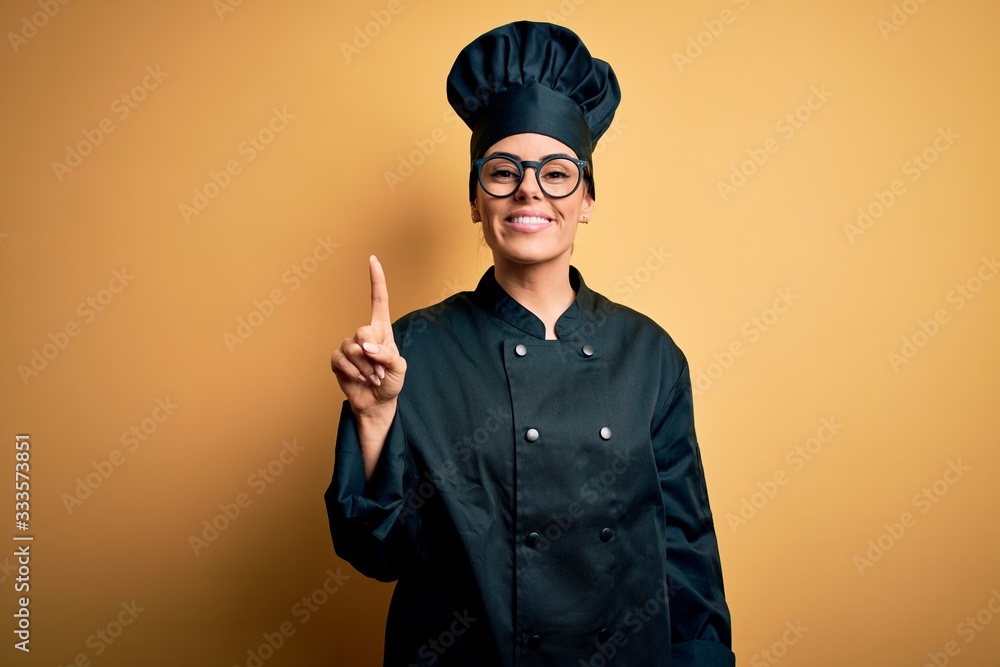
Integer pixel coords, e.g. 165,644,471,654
504,209,554,233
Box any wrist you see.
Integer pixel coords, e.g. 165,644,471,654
352,399,397,424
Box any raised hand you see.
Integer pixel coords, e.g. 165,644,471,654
330,256,407,417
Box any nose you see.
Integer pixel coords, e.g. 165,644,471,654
514,166,543,199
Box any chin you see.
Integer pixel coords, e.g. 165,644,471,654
493,244,572,267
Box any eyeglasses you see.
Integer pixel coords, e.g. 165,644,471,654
473,153,589,199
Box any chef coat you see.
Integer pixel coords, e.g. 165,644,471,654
326,266,734,666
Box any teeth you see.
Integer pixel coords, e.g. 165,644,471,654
509,216,550,224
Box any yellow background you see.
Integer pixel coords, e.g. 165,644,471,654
1,0,998,665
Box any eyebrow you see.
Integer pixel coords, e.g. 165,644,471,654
491,151,573,161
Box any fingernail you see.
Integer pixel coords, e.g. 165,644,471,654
375,364,385,379
358,374,367,383
368,374,381,387
363,342,379,353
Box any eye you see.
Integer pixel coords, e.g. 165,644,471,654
540,158,576,181
482,157,520,182
489,167,519,180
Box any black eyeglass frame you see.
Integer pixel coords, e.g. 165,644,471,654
472,153,590,199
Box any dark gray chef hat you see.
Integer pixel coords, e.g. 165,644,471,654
446,21,621,200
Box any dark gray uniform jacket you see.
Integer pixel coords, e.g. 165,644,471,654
327,266,734,666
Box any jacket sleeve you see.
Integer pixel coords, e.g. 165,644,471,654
324,399,423,582
652,351,735,667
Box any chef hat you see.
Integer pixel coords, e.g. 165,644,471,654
446,21,621,200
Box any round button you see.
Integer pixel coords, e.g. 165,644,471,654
515,344,527,357
525,532,540,548
582,344,594,357
597,627,612,643
600,426,612,440
600,528,614,542
525,428,539,442
527,634,542,650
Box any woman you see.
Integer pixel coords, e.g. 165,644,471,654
327,21,734,666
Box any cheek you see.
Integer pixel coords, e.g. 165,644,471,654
556,201,583,223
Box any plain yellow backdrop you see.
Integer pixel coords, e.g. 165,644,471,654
1,0,998,665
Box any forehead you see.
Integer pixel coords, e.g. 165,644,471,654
484,132,578,159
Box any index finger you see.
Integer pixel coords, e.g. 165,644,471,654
369,255,392,327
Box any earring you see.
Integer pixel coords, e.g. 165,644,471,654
580,216,590,223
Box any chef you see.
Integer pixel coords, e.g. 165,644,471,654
327,20,735,666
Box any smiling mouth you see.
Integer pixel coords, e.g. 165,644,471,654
506,215,552,225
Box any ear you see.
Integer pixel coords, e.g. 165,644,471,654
580,192,594,224
470,201,481,223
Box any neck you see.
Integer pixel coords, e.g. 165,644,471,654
493,255,575,340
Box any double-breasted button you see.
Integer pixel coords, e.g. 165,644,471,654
525,532,540,548
582,344,595,357
527,634,542,649
597,627,613,643
515,344,527,357
600,528,614,542
525,428,539,442
599,426,612,440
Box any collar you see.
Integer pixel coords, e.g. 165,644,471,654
471,265,597,339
